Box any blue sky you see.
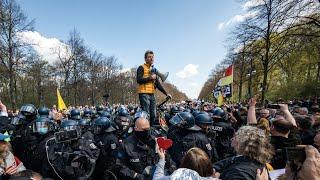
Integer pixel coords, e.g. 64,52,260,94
17,0,246,99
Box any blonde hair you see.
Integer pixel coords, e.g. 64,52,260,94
235,126,274,164
257,118,270,135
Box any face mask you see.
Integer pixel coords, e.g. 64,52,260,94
135,130,151,143
38,127,48,135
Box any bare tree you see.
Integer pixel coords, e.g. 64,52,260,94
0,0,34,109
240,0,318,103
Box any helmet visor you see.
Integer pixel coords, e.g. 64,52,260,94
20,105,36,114
33,121,49,134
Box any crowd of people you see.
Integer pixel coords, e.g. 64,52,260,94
0,96,319,180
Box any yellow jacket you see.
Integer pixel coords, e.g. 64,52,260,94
137,63,155,94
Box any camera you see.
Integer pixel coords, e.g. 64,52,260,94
54,129,81,143
266,104,281,109
284,146,306,162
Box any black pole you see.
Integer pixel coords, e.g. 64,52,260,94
248,57,253,98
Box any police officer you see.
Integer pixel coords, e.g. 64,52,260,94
167,112,214,166
47,120,100,179
92,117,119,179
210,107,235,160
116,117,175,180
195,113,219,161
11,104,38,168
78,118,95,141
114,107,133,140
29,116,56,177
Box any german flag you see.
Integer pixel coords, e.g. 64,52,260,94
220,65,233,86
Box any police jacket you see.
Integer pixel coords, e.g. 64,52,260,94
116,135,175,180
94,132,119,169
168,128,214,166
213,155,265,180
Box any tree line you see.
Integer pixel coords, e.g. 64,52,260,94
0,0,188,110
199,0,320,103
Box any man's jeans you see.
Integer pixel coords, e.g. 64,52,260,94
139,93,156,125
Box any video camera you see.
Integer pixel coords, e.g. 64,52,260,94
273,146,306,170
266,104,281,109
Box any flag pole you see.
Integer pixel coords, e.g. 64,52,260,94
231,64,234,103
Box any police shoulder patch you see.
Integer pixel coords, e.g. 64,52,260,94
110,143,117,150
90,143,97,149
206,143,212,151
130,158,140,163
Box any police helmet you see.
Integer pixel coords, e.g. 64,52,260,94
114,114,132,131
170,106,179,115
91,109,99,119
20,104,37,117
105,107,113,114
96,105,104,115
78,119,90,126
83,108,92,118
70,109,81,120
60,120,79,131
38,106,50,117
169,112,201,131
195,113,213,126
212,107,226,120
11,113,26,125
100,111,111,119
33,116,54,135
93,117,116,134
117,107,129,117
192,110,201,118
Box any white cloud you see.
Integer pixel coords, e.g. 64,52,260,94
17,31,69,64
218,23,225,30
176,64,199,79
191,82,198,87
219,0,319,31
217,11,258,30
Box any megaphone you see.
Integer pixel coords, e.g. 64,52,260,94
156,71,169,82
151,66,169,82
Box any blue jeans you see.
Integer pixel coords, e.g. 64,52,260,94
139,93,156,125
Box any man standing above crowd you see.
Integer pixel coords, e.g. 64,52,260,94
136,50,171,125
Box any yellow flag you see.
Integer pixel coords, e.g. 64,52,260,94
57,88,67,111
217,91,224,106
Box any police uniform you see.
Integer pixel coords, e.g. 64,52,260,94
168,128,214,166
92,132,119,179
116,135,175,180
11,120,38,168
45,134,100,179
